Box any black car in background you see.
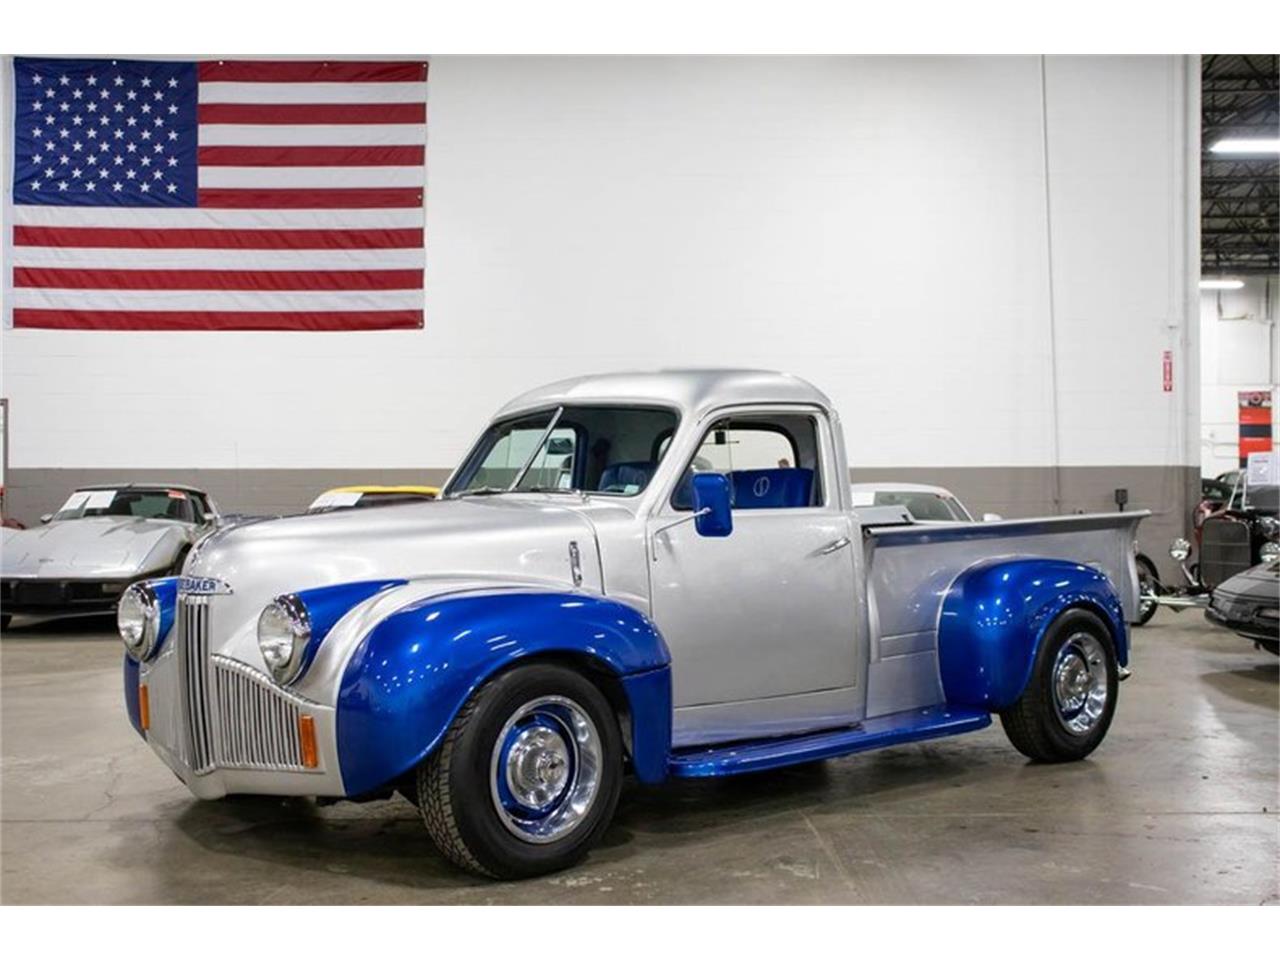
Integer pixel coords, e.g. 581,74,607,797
1206,560,1280,656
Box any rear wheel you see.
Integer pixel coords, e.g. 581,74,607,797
1000,609,1119,763
417,663,622,879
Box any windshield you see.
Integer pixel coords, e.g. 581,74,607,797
52,488,196,523
449,405,679,497
1241,484,1279,514
852,489,971,522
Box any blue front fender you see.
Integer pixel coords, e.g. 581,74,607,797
335,590,673,796
937,558,1128,711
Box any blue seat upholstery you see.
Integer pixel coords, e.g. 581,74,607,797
599,461,655,493
730,468,814,509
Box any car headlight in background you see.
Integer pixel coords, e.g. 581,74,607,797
1261,541,1280,564
118,583,161,661
1169,538,1192,562
257,594,312,685
1259,516,1280,539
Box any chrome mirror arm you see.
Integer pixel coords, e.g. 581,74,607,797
649,508,710,562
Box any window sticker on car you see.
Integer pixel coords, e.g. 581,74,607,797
83,490,116,509
312,491,363,509
167,489,188,499
59,490,92,513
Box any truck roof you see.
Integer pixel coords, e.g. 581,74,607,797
496,369,833,421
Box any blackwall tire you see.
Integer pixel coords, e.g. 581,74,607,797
417,663,622,879
999,609,1119,763
1135,555,1161,627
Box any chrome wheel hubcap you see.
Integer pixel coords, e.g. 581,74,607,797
490,695,601,844
1052,632,1109,735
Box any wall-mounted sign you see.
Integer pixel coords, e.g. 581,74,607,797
1162,350,1173,392
1238,390,1273,468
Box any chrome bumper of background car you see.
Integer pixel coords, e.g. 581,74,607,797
139,599,346,800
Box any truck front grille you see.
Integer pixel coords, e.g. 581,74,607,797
174,593,316,775
1200,517,1252,590
177,594,216,774
210,656,308,771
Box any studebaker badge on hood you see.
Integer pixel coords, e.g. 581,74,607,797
116,370,1146,880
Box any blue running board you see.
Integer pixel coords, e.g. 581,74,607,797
667,705,992,779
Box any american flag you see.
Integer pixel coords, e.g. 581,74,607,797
8,57,426,331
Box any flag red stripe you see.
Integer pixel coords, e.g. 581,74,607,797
197,61,427,84
197,145,424,167
13,309,424,331
197,188,422,209
14,226,423,250
197,103,426,125
14,268,423,292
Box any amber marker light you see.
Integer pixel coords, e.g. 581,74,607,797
299,715,318,769
139,684,150,731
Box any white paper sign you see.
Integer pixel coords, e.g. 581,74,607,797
1246,451,1278,486
83,489,117,509
58,490,92,513
310,490,363,510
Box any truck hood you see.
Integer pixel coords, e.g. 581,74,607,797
1,516,190,579
186,495,603,651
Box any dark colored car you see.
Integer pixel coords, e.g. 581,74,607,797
1205,560,1280,656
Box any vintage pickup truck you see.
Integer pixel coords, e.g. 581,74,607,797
118,370,1145,879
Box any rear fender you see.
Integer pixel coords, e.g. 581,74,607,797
937,558,1128,711
335,590,672,795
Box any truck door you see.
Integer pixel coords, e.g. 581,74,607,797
646,407,862,745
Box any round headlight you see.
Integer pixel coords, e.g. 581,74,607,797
1169,538,1192,562
257,595,311,685
118,582,160,660
1261,541,1280,564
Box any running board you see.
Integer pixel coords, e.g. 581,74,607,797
667,705,992,779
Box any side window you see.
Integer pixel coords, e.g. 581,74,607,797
673,414,824,510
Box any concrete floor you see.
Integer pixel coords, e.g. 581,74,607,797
1,610,1276,905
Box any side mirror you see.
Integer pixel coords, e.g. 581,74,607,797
40,513,52,525
202,512,218,525
982,512,1003,522
692,473,733,538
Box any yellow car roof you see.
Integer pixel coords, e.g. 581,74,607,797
324,485,440,496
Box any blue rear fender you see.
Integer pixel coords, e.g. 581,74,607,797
335,590,673,796
937,558,1128,711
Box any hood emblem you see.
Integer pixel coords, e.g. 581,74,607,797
179,576,233,596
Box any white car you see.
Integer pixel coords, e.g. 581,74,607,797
850,481,1000,523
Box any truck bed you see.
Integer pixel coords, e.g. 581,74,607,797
859,511,1147,719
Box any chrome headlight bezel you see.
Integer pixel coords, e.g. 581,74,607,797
1260,540,1280,564
257,594,312,685
1169,537,1192,562
118,582,161,661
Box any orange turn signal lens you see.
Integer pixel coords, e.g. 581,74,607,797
139,684,150,731
298,714,318,769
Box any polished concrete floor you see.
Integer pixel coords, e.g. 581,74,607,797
1,609,1276,904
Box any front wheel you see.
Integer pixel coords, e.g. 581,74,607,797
417,663,622,879
1134,554,1161,626
1000,609,1119,763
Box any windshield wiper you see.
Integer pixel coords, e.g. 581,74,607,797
519,485,580,495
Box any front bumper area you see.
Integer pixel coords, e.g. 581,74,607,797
1205,594,1280,645
136,642,346,800
2,576,134,616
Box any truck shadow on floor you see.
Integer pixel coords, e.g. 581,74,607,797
168,741,1015,893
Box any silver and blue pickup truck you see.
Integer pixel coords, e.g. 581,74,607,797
117,370,1146,879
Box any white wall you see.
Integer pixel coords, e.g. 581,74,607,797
1199,276,1280,477
2,56,1198,476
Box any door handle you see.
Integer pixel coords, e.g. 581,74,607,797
818,536,851,555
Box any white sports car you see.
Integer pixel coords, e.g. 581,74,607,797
850,481,1000,523
1,484,219,627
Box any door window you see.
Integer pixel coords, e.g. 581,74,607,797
673,414,824,510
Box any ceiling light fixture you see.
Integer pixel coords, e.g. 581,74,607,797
1199,279,1245,290
1208,138,1280,155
